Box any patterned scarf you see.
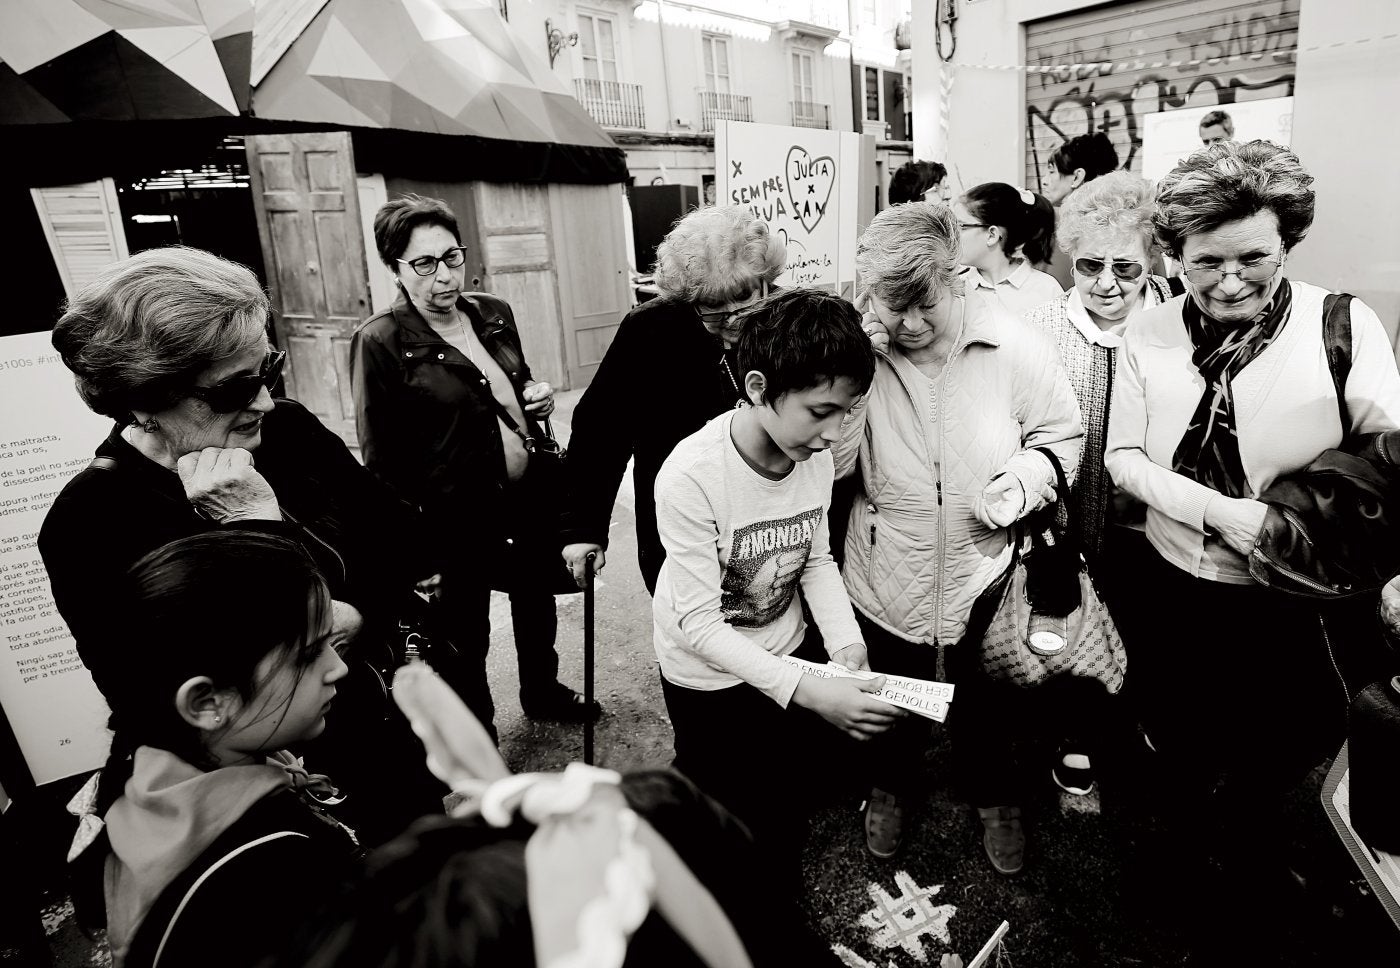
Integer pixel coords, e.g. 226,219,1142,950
1171,281,1293,497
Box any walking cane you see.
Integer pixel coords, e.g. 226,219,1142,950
583,551,597,766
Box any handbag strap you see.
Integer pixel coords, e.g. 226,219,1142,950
1323,293,1354,436
1031,445,1077,542
477,385,559,453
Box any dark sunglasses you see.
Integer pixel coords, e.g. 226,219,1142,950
1073,258,1145,281
188,349,286,413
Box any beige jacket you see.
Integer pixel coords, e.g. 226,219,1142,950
836,289,1083,645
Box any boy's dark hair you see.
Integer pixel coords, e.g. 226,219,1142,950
888,160,948,204
734,289,875,407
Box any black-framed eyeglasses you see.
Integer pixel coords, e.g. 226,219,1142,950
1181,258,1282,287
959,222,986,230
1074,258,1145,281
397,246,467,277
188,349,286,413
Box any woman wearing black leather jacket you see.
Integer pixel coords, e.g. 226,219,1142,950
352,194,597,728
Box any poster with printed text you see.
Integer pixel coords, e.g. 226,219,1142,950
716,121,873,296
0,331,111,787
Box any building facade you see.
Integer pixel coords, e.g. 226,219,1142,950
513,0,913,207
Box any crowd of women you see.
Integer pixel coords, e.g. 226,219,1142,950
31,134,1400,966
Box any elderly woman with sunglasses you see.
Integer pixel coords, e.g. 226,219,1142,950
40,246,446,846
352,194,596,727
559,205,784,595
1021,172,1174,801
1104,141,1400,951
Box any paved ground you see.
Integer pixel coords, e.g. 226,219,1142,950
7,389,1395,966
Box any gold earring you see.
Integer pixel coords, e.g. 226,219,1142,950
213,714,222,724
141,418,159,433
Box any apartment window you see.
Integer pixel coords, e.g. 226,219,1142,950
860,0,877,24
578,11,619,82
702,34,731,94
791,49,814,105
864,66,880,121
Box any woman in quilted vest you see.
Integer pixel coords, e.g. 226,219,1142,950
1022,172,1177,799
836,203,1082,873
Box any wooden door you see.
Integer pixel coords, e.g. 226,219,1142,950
548,183,631,388
246,131,368,448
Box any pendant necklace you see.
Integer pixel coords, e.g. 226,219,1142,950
719,351,744,409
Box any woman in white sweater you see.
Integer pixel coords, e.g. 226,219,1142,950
1104,140,1400,952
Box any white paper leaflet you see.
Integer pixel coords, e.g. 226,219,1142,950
780,655,954,722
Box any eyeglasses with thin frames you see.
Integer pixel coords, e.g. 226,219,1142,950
187,349,286,413
397,246,468,277
1181,258,1282,287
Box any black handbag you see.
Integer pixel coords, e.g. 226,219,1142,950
480,396,579,596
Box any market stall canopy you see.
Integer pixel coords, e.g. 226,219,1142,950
0,0,627,184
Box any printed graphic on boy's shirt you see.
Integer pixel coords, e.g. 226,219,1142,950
721,508,823,628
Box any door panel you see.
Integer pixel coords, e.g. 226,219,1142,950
246,131,369,449
549,183,630,388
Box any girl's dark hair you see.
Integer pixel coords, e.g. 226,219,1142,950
373,194,462,269
734,289,876,406
1049,132,1119,181
95,531,331,812
964,183,1057,262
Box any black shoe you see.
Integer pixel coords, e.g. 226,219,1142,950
521,684,603,723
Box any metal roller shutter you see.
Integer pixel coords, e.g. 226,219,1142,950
1024,0,1300,192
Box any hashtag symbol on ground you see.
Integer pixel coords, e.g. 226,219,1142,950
858,870,957,963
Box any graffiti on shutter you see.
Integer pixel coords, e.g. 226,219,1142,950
1024,0,1299,190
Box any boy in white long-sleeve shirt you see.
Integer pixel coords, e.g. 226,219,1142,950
653,289,900,877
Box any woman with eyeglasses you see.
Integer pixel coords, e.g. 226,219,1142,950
559,205,785,595
953,183,1064,319
1104,141,1400,951
1021,171,1172,803
41,246,447,847
352,195,597,728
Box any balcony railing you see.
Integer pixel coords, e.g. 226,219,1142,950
699,90,753,132
573,78,646,129
791,100,830,129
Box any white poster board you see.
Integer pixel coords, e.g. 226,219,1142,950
0,331,111,786
716,121,872,297
1140,97,1295,183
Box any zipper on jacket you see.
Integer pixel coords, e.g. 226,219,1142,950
936,480,942,506
866,503,878,585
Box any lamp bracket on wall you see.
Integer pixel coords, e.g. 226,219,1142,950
546,19,578,68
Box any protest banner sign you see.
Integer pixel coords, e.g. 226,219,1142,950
716,121,875,299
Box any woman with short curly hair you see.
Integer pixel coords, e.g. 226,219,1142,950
560,205,785,594
1022,170,1172,801
1104,141,1400,950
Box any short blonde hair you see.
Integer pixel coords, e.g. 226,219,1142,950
51,247,270,422
653,205,785,304
856,202,961,312
1057,171,1158,256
